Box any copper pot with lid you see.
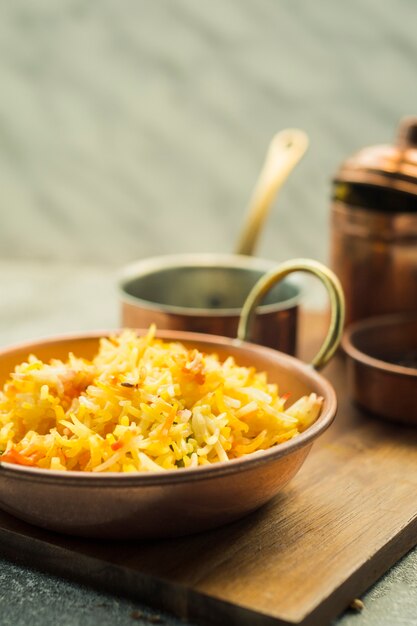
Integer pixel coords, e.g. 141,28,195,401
330,117,417,325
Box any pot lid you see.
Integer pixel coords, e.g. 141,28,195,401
335,117,417,195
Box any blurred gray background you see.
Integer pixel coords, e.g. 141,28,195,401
1,0,416,343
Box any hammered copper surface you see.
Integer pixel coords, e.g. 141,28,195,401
343,313,417,424
0,329,337,539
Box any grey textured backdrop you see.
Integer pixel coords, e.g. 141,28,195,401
1,2,417,625
1,0,416,267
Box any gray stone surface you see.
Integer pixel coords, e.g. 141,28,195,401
0,1,416,624
0,557,188,626
335,551,417,626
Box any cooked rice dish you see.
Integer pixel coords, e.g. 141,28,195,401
0,327,322,472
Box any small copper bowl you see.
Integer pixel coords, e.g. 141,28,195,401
343,313,417,425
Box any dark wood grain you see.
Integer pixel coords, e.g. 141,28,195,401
1,313,416,626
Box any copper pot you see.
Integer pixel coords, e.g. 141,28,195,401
120,254,343,359
331,117,417,325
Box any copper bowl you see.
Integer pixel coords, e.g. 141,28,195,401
343,313,417,425
0,261,344,539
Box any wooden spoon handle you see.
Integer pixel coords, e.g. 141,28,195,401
235,129,309,256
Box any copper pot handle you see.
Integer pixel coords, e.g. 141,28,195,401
237,258,345,370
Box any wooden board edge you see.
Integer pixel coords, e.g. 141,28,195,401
2,512,417,626
300,514,417,626
0,527,292,626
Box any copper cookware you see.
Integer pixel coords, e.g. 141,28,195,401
343,313,417,425
120,254,341,357
331,116,417,325
0,261,344,539
120,254,302,354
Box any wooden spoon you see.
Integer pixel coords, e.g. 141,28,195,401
235,129,309,256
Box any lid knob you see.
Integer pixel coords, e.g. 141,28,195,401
396,116,417,150
334,116,417,197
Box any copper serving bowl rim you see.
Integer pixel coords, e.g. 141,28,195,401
0,328,337,487
342,312,417,378
118,253,301,317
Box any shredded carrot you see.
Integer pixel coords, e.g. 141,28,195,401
1,448,36,466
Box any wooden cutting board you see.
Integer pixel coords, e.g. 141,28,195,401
1,314,417,626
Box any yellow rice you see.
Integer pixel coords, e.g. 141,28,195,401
0,327,322,472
